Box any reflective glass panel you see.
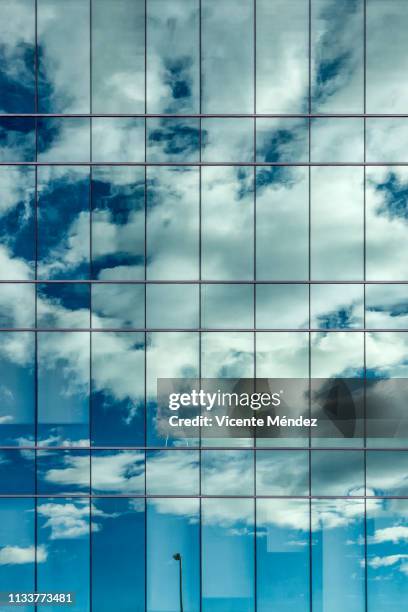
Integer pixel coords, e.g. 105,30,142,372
256,450,309,495
92,118,145,163
311,450,364,496
367,451,408,496
0,117,35,162
0,283,35,329
311,118,364,163
92,0,145,113
0,449,35,494
91,284,144,329
256,118,309,163
366,284,408,330
256,0,308,113
91,450,145,495
202,0,253,113
0,499,35,596
202,284,254,330
367,118,408,163
91,331,144,446
201,119,254,163
37,283,90,329
147,118,200,163
37,449,90,495
256,284,309,329
91,166,145,281
310,284,364,329
38,0,90,113
146,450,199,495
146,284,199,329
201,450,254,496
37,118,90,163
147,0,199,114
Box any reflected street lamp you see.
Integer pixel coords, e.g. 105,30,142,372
173,553,184,612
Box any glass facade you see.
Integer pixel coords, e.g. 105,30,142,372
0,1,407,611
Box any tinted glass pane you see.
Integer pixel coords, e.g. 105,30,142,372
91,332,144,446
0,332,35,446
92,499,145,612
256,450,309,495
256,118,309,163
202,498,254,612
366,284,408,330
0,283,35,329
257,499,309,612
91,166,145,281
91,450,144,495
256,167,308,280
92,0,145,113
0,499,35,597
257,0,308,113
366,167,408,281
201,332,254,378
147,499,200,612
147,0,199,113
38,331,90,446
367,451,408,496
91,284,144,329
310,284,364,329
147,167,199,280
201,119,254,163
0,449,35,494
37,167,90,280
147,118,200,163
202,167,254,280
37,283,90,329
37,450,90,495
202,0,253,113
311,0,364,112
37,499,90,610
92,118,144,163
202,284,254,330
146,450,199,495
256,284,309,329
311,167,364,280
37,118,90,163
367,0,408,113
0,117,35,162
311,450,364,496
201,450,254,495
0,0,35,113
366,118,408,163
311,118,364,163
312,500,365,612
311,331,364,378
38,0,90,113
146,284,199,329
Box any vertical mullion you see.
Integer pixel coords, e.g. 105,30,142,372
308,1,313,611
34,0,39,602
253,1,257,611
199,1,203,610
144,1,148,611
89,1,93,611
363,0,368,610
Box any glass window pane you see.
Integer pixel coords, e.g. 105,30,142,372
92,499,145,612
367,0,408,113
0,449,35,494
38,167,90,280
367,499,408,608
202,0,253,113
0,283,35,328
38,331,90,446
202,498,254,611
0,118,35,162
146,450,199,495
311,332,364,378
367,118,408,163
311,0,364,112
38,0,90,113
0,499,35,595
256,332,309,378
201,119,254,163
147,0,199,113
37,499,90,609
37,450,90,495
92,118,144,163
0,332,35,446
201,450,254,495
202,284,253,330
202,167,254,280
37,118,90,163
147,167,199,280
366,284,408,330
257,0,308,113
147,499,200,612
366,167,408,281
91,284,144,329
256,450,309,495
311,284,364,329
37,283,90,329
311,450,364,496
146,284,199,329
312,500,365,612
91,166,145,281
256,118,309,163
91,331,144,446
257,499,310,612
147,332,199,446
92,0,145,113
0,0,35,113
147,118,200,163
311,167,364,280
311,118,364,163
367,451,408,496
256,284,309,329
91,450,144,495
201,332,254,378
256,167,308,280
0,166,35,280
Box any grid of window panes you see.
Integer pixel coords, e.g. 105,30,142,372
1,0,408,610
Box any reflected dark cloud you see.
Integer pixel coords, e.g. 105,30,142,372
147,118,199,162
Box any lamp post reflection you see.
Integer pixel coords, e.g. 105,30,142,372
172,552,184,612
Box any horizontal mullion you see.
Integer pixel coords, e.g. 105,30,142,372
1,280,408,285
3,113,408,119
0,328,406,332
2,161,408,167
0,446,406,451
0,494,406,499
